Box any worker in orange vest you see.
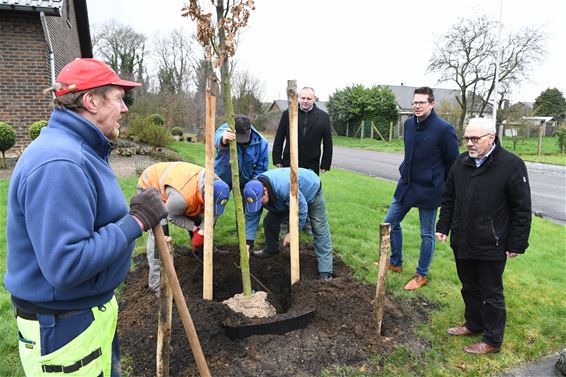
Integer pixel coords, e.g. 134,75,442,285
137,161,230,294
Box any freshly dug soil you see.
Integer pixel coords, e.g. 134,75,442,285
118,245,433,376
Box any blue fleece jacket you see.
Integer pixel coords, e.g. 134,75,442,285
5,109,141,311
246,168,321,241
214,123,269,189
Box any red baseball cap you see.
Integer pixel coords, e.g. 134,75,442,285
54,58,141,97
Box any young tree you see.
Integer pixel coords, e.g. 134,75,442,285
534,88,566,123
183,0,255,296
428,15,546,137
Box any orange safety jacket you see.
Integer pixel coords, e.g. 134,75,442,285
138,162,205,217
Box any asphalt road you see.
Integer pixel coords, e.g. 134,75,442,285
331,145,566,225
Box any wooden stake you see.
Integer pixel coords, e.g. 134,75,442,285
152,225,211,377
203,75,216,300
374,223,391,336
388,121,393,143
287,80,300,285
157,239,173,377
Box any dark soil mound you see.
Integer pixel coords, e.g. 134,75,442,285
118,246,432,376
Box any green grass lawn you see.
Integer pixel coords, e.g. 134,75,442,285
333,135,566,166
0,142,564,376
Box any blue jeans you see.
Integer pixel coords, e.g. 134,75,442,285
263,189,333,273
384,197,437,277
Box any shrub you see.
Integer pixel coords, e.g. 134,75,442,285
29,120,48,140
171,127,184,136
556,127,566,153
140,123,172,148
0,121,16,169
127,115,150,139
147,113,165,126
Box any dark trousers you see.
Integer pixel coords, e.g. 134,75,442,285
455,257,507,348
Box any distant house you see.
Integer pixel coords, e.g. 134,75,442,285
0,0,92,149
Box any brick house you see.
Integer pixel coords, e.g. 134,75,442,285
0,0,92,150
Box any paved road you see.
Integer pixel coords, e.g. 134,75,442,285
331,146,566,225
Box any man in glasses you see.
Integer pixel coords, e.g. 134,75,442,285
384,86,459,290
436,117,531,354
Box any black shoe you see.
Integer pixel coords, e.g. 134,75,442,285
252,249,278,258
319,272,333,281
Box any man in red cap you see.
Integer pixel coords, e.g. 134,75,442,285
5,58,167,376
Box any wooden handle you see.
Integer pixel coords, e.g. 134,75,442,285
152,225,211,377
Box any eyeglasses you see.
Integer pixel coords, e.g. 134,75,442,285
462,133,492,144
411,101,430,107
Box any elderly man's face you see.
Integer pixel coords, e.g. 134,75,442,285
91,87,128,140
464,123,496,159
299,89,316,111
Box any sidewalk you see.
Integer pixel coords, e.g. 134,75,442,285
500,352,563,377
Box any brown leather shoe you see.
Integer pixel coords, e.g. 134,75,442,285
464,342,500,354
447,326,479,336
404,273,427,290
387,262,403,273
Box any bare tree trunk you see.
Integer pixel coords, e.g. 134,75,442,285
217,2,252,296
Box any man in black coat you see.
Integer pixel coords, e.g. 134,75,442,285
272,87,333,175
436,117,532,355
384,86,459,291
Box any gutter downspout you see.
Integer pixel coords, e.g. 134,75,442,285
40,11,56,87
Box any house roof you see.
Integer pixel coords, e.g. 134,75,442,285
0,0,64,16
383,85,461,112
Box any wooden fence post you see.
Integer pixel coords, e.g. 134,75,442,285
203,75,216,300
374,223,391,336
157,240,173,377
287,80,300,285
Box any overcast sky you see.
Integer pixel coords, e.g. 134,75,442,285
87,0,564,104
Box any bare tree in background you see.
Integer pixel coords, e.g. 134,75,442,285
428,15,545,137
92,21,146,83
232,67,264,118
153,29,199,94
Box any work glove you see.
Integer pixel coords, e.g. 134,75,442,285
129,188,167,231
191,226,205,250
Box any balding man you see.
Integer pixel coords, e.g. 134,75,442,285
272,87,333,175
436,117,532,355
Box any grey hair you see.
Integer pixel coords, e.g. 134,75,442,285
43,84,115,111
466,117,496,133
300,87,315,95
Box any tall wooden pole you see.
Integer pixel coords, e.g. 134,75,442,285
287,80,300,285
203,76,216,300
157,239,173,377
374,223,391,336
152,225,211,377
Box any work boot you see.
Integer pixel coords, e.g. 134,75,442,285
387,262,403,273
404,273,427,290
252,249,278,259
319,272,333,281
